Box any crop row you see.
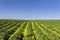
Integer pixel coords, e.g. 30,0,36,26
0,20,60,40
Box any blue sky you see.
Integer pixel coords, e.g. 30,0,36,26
0,0,60,20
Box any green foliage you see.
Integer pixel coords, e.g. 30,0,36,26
0,19,60,40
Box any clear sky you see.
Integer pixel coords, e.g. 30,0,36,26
0,0,60,20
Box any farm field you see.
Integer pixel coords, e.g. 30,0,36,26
0,19,60,40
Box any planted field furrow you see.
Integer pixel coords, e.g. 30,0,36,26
7,21,24,32
0,21,23,40
36,21,60,40
0,20,16,29
0,19,60,40
22,21,30,36
32,21,49,40
0,21,25,40
40,24,60,37
8,21,27,40
1,21,20,32
22,21,34,40
37,21,60,40
44,24,60,32
31,21,38,40
34,21,51,40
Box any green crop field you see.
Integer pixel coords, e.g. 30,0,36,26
0,19,60,40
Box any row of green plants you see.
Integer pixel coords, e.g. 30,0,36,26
0,19,60,40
